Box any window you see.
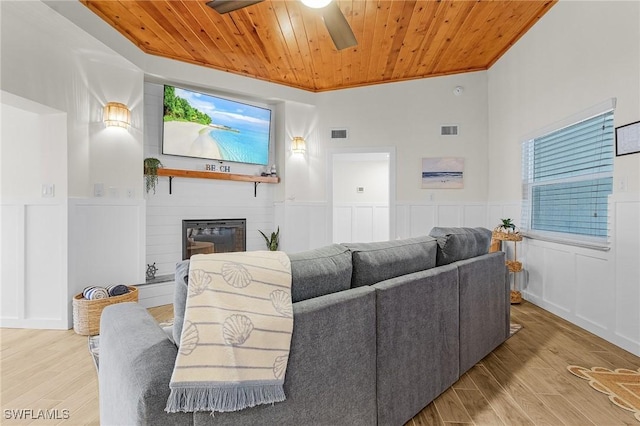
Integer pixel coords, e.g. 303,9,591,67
521,109,614,248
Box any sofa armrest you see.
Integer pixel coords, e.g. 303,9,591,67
99,302,192,426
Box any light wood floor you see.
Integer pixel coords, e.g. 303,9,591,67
1,302,638,425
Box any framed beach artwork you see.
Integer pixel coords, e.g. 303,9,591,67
421,157,464,189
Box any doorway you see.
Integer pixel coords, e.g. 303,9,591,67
330,148,395,244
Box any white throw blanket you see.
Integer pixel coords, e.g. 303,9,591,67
166,251,293,413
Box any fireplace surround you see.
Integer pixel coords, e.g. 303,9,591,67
182,219,246,260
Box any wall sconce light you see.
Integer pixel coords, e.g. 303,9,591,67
103,102,131,128
291,136,306,154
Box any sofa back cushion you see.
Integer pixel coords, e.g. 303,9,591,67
428,227,492,266
344,236,437,288
289,244,353,303
173,246,352,343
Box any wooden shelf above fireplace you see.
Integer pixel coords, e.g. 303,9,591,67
155,168,279,196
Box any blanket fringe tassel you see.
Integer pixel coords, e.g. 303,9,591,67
165,385,286,414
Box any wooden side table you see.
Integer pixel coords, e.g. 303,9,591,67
491,231,523,304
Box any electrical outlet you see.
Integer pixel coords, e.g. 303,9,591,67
126,188,135,198
108,186,119,198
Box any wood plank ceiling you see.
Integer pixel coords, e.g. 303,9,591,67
81,0,556,92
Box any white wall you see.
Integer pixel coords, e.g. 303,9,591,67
311,71,489,204
1,1,145,328
1,95,69,329
488,0,640,355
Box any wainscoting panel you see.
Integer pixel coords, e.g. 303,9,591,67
353,206,373,242
0,200,68,329
613,198,640,351
408,205,436,237
332,203,388,244
491,198,640,356
437,205,463,227
542,246,575,314
1,204,21,321
332,206,352,244
25,204,65,321
575,254,613,331
463,204,488,228
373,206,390,242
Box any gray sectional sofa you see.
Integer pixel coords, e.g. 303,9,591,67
99,227,509,425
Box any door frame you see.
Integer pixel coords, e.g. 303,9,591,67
327,146,396,243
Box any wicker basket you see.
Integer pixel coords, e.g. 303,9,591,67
73,286,138,335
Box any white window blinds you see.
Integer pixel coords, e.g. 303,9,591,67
521,110,614,246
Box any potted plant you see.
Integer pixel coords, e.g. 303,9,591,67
497,218,517,233
143,158,163,194
492,218,521,242
259,227,279,251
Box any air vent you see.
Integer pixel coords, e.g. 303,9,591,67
331,128,348,139
441,125,458,136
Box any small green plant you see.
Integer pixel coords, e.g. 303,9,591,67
498,218,516,233
259,227,280,251
144,158,163,194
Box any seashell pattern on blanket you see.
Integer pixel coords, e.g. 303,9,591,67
270,290,293,317
188,269,211,297
221,262,253,288
222,314,254,345
273,354,288,379
179,320,199,355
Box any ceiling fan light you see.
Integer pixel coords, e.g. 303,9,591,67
300,0,332,9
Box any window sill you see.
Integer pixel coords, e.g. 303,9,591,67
521,231,611,251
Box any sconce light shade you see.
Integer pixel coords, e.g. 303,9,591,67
103,102,131,128
291,136,306,154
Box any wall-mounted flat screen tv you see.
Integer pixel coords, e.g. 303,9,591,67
162,85,272,165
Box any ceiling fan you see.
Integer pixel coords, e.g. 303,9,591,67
206,0,357,51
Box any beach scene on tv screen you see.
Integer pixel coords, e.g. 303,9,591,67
163,86,271,165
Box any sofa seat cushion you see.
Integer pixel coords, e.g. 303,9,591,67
344,236,437,288
428,227,492,266
290,244,353,303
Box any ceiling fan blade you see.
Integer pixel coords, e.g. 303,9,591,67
206,0,264,14
321,2,357,50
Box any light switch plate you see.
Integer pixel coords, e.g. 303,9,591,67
94,183,104,197
41,184,55,198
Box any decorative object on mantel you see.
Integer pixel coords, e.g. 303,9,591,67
144,158,163,194
492,219,523,304
259,226,280,251
146,262,158,280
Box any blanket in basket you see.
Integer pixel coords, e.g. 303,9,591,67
166,251,293,414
